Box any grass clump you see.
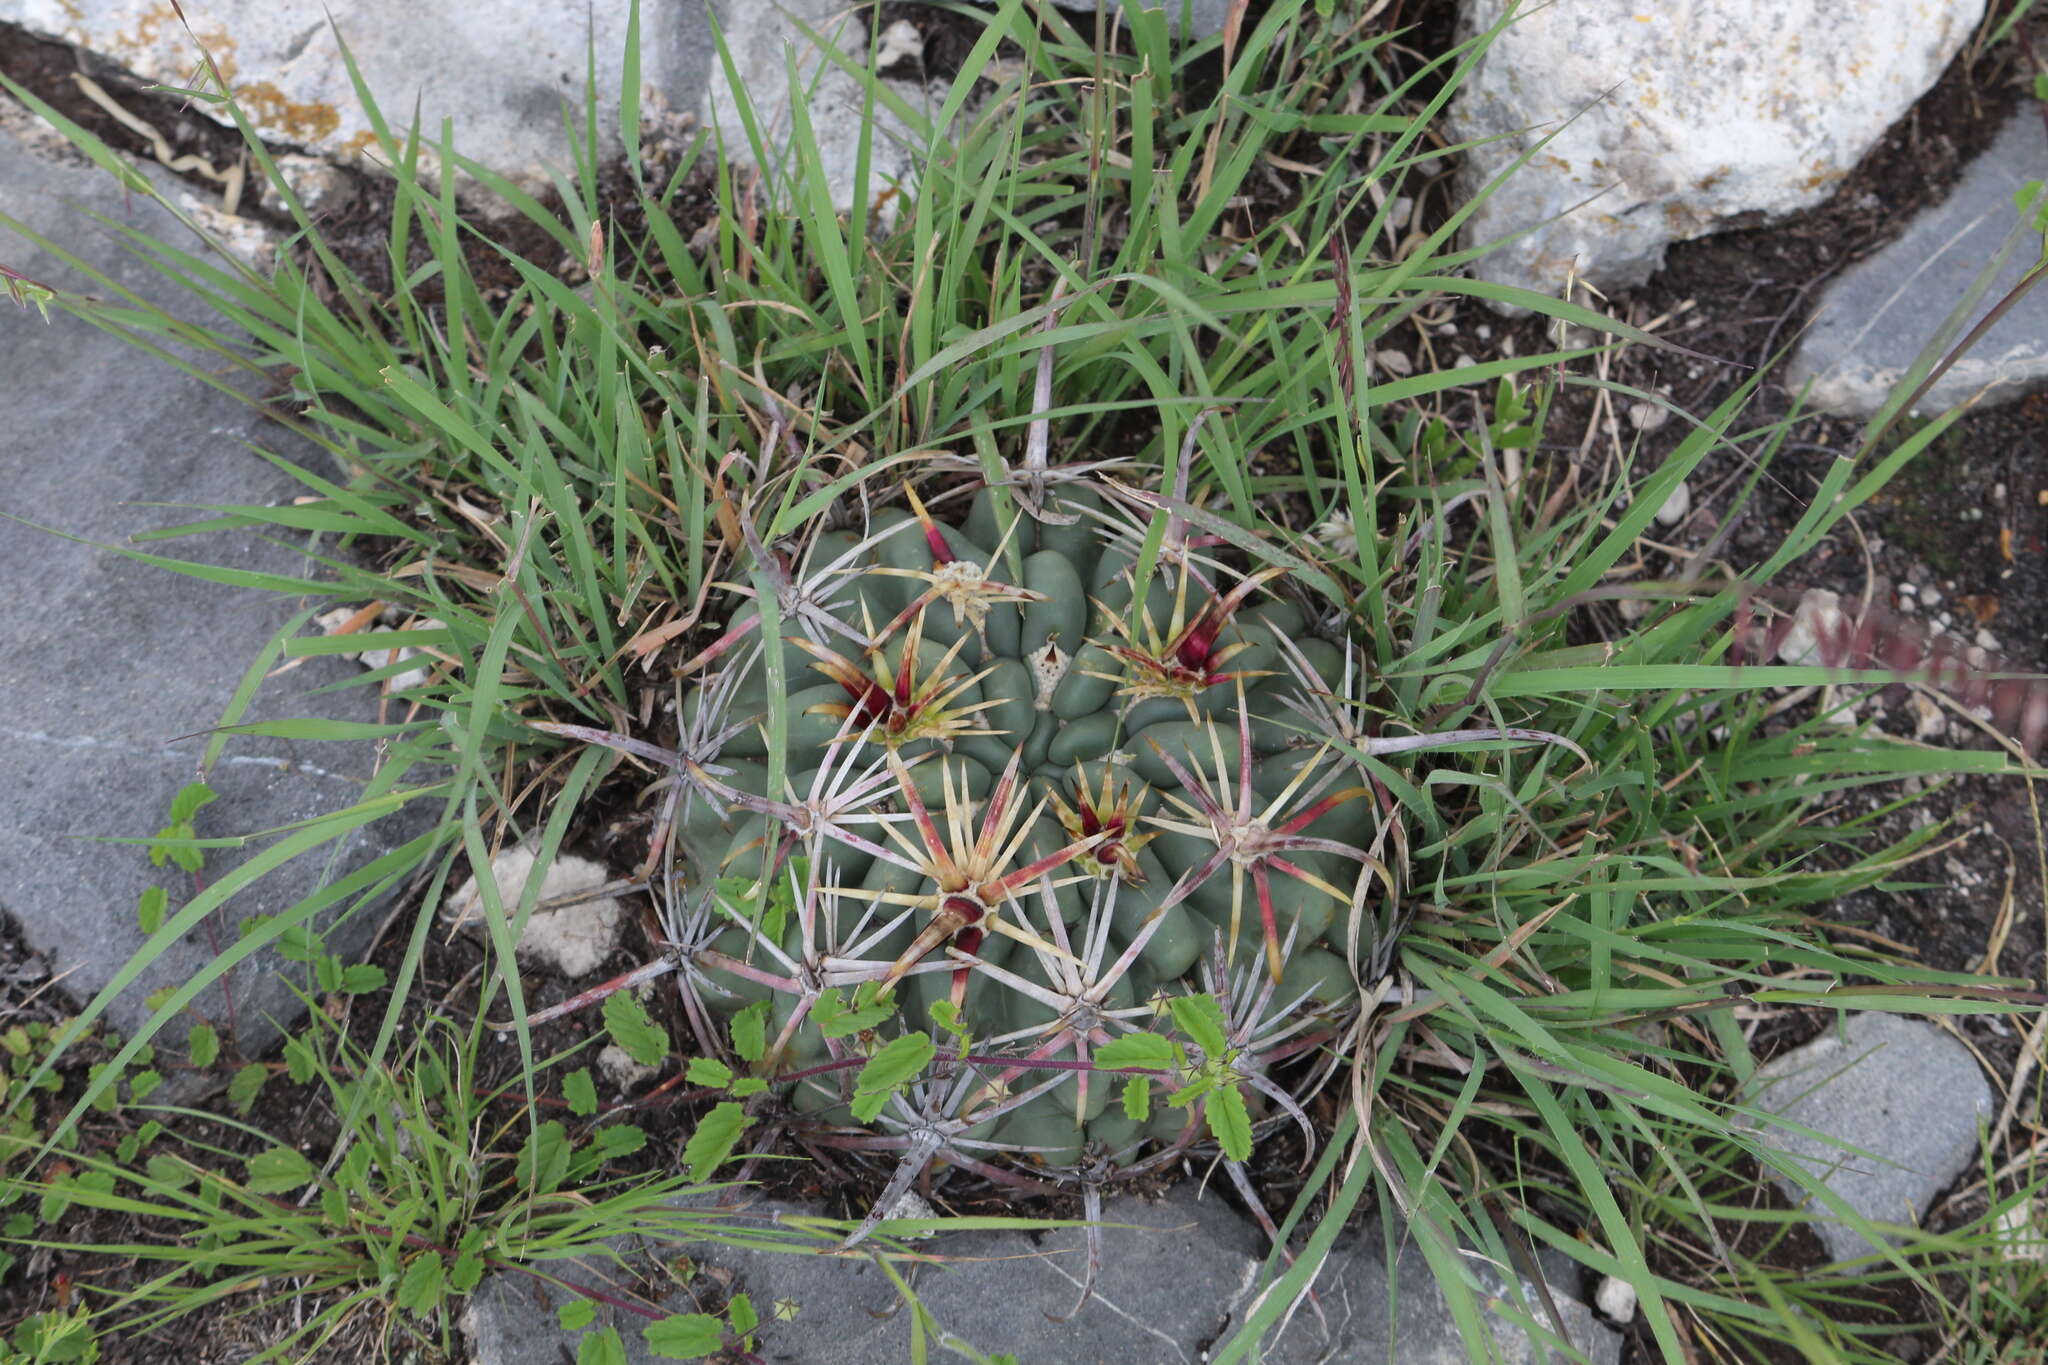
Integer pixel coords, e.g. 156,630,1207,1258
1,0,2044,1361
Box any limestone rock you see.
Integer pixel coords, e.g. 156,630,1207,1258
0,0,717,189
1448,0,1982,303
447,846,623,978
1745,1011,1992,1261
1790,112,2048,417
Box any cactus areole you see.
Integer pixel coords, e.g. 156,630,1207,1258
583,479,1402,1206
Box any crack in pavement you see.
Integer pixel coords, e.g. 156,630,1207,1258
1034,1250,1194,1364
0,725,364,783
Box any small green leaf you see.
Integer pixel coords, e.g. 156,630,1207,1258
730,1002,768,1064
927,1000,967,1038
680,1101,752,1183
396,1253,445,1316
187,1024,219,1069
604,990,670,1068
579,1328,627,1365
643,1313,724,1359
144,1154,193,1190
169,782,218,823
564,1068,598,1117
283,1035,316,1084
136,886,168,935
518,1122,572,1194
245,1146,316,1194
731,1077,768,1097
277,925,325,963
558,1299,598,1331
314,954,343,994
593,1124,647,1159
813,982,897,1039
686,1057,733,1089
1093,1031,1173,1070
1122,1076,1151,1122
227,1063,267,1114
451,1228,487,1291
450,1249,486,1293
340,964,387,994
1168,994,1228,1056
128,1070,162,1103
727,1293,758,1337
851,1031,933,1122
1206,1084,1253,1163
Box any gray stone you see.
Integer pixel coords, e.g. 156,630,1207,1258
702,0,939,219
1789,112,2048,417
0,0,716,192
0,112,425,1055
1447,0,1981,304
465,1191,1621,1364
1745,1011,1992,1261
1257,1228,1618,1365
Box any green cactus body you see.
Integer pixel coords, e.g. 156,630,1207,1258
679,482,1379,1176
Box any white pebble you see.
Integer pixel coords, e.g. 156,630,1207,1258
1653,479,1692,527
875,18,924,66
1595,1274,1638,1323
599,1043,659,1090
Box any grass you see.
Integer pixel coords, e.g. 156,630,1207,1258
1,0,2045,1361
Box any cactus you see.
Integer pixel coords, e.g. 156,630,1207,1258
528,472,1580,1245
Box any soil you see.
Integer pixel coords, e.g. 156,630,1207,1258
4,2,2048,1362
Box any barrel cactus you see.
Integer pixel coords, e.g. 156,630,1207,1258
533,470,1564,1241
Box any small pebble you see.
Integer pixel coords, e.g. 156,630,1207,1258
875,18,924,66
1595,1275,1637,1324
599,1043,659,1090
1653,479,1692,527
